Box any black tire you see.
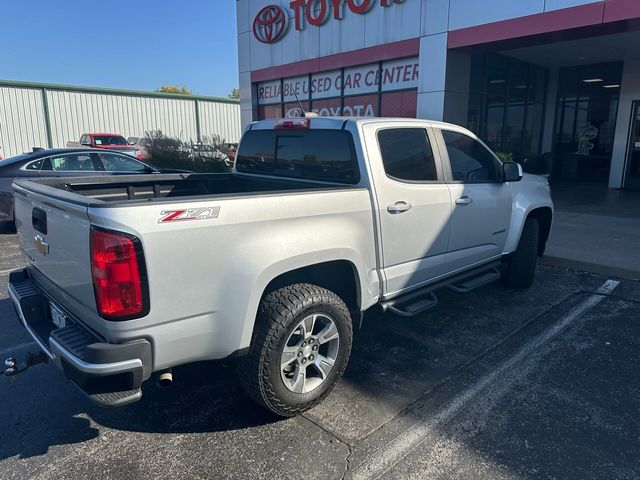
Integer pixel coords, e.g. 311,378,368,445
504,218,539,288
238,283,353,417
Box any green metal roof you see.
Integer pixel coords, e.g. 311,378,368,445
0,79,240,104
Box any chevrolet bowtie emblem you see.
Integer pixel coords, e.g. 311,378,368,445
34,235,49,256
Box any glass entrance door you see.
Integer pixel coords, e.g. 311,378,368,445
625,101,640,190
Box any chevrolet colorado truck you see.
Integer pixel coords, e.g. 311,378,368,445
6,117,553,417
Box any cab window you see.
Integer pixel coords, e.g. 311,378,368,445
442,130,502,183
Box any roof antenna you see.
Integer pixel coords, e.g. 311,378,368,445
293,91,318,118
293,91,306,117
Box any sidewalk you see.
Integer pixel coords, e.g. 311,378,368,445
541,183,640,280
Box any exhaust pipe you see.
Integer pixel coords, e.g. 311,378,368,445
157,368,173,388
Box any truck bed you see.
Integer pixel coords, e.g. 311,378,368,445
15,173,353,205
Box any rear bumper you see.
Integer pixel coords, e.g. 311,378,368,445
8,268,152,407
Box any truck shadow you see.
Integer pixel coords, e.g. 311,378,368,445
0,358,278,460
0,266,606,461
91,361,280,434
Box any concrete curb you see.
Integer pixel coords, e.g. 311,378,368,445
540,255,640,281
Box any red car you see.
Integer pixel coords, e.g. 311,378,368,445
67,133,138,157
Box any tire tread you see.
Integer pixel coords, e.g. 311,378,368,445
238,283,352,417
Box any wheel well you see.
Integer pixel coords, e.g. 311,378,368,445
527,207,553,256
264,260,361,311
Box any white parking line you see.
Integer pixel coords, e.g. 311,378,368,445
349,279,620,480
0,341,37,359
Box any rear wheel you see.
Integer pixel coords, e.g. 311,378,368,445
238,283,353,417
504,218,539,288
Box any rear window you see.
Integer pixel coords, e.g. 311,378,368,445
236,129,359,184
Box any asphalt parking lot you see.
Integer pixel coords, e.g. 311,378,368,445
1,230,639,480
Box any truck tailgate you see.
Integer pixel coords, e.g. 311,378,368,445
13,184,97,322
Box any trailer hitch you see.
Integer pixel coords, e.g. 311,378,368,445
4,351,51,377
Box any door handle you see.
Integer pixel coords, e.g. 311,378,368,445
387,201,412,214
455,196,473,206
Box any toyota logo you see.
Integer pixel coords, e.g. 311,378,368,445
253,5,289,44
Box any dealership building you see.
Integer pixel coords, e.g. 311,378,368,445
236,0,640,189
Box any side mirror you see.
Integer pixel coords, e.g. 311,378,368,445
503,162,523,182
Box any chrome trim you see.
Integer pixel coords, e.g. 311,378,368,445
8,284,55,360
34,235,49,255
49,338,142,375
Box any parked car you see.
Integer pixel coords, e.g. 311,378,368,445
67,133,138,158
127,136,153,160
0,148,160,225
6,117,553,417
0,145,3,160
217,142,238,166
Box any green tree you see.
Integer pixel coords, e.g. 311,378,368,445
155,85,192,95
229,88,240,100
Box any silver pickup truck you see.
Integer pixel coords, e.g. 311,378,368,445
7,117,553,417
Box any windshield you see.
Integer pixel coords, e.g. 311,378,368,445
93,135,128,146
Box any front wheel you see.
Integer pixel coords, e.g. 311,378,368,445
238,283,353,417
504,218,539,288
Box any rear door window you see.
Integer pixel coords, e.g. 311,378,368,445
49,153,97,171
377,128,438,182
236,129,359,184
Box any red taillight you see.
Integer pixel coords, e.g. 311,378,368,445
90,228,147,320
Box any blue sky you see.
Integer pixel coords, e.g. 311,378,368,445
0,0,239,97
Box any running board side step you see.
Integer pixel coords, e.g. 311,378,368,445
447,267,502,293
382,291,438,318
380,261,502,318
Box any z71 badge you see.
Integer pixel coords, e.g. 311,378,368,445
159,207,221,223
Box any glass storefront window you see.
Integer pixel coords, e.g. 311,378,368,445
284,101,310,118
311,71,342,99
553,62,623,183
258,104,282,120
311,97,342,117
467,53,548,165
380,90,417,118
256,57,418,121
343,95,378,117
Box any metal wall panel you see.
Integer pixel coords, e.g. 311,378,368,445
0,82,240,159
0,86,49,158
198,101,242,143
47,90,199,147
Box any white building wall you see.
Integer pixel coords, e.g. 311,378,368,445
0,84,241,158
610,60,640,188
448,0,602,30
238,0,608,128
47,91,199,146
0,86,49,157
199,100,243,144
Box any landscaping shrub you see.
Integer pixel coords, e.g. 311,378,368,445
144,130,230,173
